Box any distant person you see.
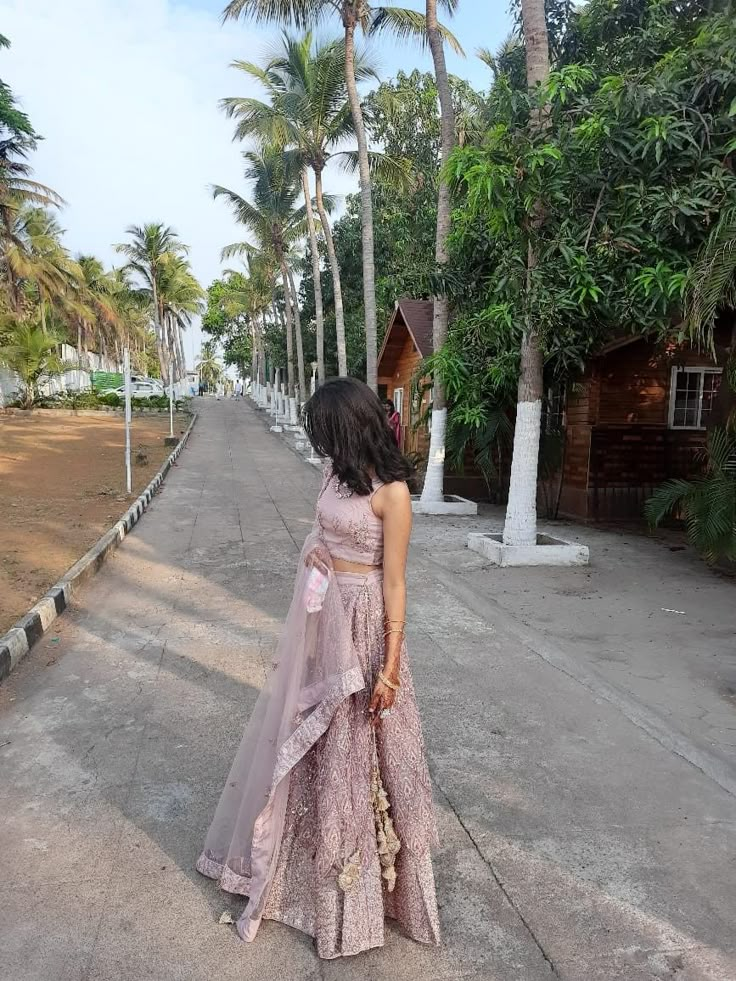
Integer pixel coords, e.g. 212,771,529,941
198,382,204,397
384,398,401,446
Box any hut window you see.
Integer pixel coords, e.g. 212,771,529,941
543,384,566,433
668,367,721,430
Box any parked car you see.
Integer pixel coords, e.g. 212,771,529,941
101,380,165,399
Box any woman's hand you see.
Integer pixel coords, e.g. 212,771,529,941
305,545,330,575
368,675,398,727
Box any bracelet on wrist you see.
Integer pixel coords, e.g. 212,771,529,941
378,670,400,691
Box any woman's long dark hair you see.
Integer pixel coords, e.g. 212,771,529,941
303,377,413,495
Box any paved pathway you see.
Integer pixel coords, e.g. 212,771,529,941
1,399,734,981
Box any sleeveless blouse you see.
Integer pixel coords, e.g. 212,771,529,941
315,464,384,566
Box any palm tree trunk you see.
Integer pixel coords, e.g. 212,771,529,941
279,258,295,397
314,167,348,377
286,264,307,404
343,16,378,391
175,323,186,381
302,169,325,386
421,0,456,504
502,0,550,547
151,278,167,386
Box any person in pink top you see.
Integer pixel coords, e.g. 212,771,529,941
197,378,439,959
384,398,402,446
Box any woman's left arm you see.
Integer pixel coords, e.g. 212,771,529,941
368,481,412,723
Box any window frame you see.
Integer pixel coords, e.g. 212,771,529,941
667,365,722,431
393,386,404,423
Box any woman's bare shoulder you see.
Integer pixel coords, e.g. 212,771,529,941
372,479,410,516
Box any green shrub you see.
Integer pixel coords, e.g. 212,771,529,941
8,389,190,412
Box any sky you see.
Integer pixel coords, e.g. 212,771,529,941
0,0,513,367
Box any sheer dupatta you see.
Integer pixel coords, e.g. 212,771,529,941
196,530,365,941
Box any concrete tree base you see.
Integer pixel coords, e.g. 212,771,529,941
412,494,478,517
468,532,589,567
269,425,284,434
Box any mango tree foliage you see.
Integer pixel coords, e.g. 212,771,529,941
441,0,736,483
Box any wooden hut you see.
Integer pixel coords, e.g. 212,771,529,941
557,324,730,520
377,299,489,498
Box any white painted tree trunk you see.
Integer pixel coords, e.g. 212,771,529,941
501,0,551,552
270,369,279,416
503,399,542,546
421,408,447,502
420,0,455,505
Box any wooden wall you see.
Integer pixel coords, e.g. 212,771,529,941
381,332,430,458
558,334,726,520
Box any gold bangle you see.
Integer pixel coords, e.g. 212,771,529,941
383,629,405,638
378,670,400,691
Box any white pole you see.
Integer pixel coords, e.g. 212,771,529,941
124,347,132,496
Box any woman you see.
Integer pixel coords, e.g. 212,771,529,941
384,398,402,446
197,377,440,959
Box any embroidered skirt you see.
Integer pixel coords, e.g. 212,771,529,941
261,570,440,959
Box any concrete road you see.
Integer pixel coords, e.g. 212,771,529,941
0,399,733,981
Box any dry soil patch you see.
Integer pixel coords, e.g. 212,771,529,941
0,412,189,633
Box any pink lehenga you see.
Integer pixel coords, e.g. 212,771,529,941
197,467,440,959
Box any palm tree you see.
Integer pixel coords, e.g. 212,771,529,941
2,206,80,324
222,33,377,381
420,0,456,504
501,0,551,549
214,146,308,400
158,252,205,384
219,258,273,385
74,255,122,366
108,267,156,375
0,321,74,407
645,426,736,564
223,0,460,392
197,339,224,391
115,223,189,385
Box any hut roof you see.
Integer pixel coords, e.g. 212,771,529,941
377,299,434,377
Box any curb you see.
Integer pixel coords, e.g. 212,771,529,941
0,412,198,684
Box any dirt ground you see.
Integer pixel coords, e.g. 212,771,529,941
0,411,190,634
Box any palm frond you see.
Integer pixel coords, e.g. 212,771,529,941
335,149,414,191
369,7,464,56
687,204,736,346
222,0,329,30
645,427,736,563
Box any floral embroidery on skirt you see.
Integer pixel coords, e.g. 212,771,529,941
261,570,440,959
